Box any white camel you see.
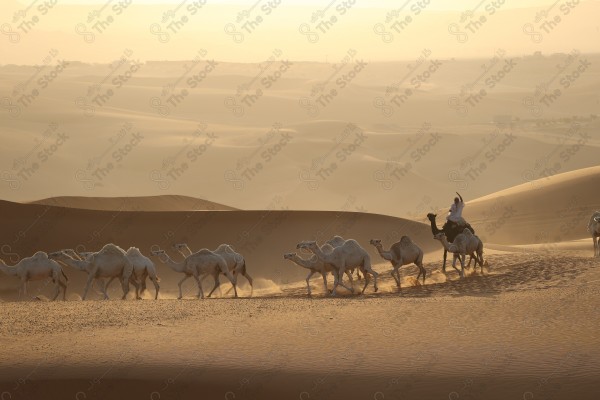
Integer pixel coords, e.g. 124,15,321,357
369,236,425,288
326,235,362,280
284,252,329,296
433,229,484,278
284,242,357,296
151,248,237,299
297,239,379,295
173,243,253,296
49,244,133,300
0,251,68,300
98,247,160,300
588,211,600,257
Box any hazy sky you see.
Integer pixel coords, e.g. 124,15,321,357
1,0,599,64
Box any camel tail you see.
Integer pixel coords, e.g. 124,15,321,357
60,268,69,282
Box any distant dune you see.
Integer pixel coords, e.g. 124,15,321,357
464,166,600,245
28,195,236,211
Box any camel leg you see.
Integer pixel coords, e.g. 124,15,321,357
60,280,67,301
139,271,148,294
120,275,131,300
356,269,362,280
243,272,254,296
345,270,355,289
149,272,160,300
417,261,426,284
52,280,60,301
337,268,354,293
81,273,97,300
366,265,379,293
194,274,204,299
103,277,116,299
207,273,221,298
391,265,400,288
321,272,329,295
331,269,340,296
459,253,466,278
227,271,238,298
442,249,448,273
361,268,370,294
594,235,599,257
22,279,28,297
305,270,314,296
451,254,462,276
176,275,191,299
128,277,141,300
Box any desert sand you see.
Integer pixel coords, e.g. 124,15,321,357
1,1,599,398
1,167,600,399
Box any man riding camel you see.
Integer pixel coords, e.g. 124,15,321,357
446,192,466,227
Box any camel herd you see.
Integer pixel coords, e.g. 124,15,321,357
0,211,599,301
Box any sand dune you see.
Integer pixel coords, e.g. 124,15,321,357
29,195,236,211
1,55,599,218
463,166,600,245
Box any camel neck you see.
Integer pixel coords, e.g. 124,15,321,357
162,255,186,273
60,257,88,271
0,261,17,276
429,217,441,234
291,255,313,269
437,237,452,251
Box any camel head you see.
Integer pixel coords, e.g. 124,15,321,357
433,232,446,241
79,251,95,261
369,239,382,246
426,213,437,222
173,243,187,252
296,241,318,252
61,248,83,260
283,252,296,260
150,249,166,256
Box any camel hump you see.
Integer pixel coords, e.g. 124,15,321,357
32,251,48,259
100,243,127,255
196,249,214,255
327,236,345,246
462,228,473,236
399,236,412,245
126,247,143,257
321,243,335,254
216,244,236,254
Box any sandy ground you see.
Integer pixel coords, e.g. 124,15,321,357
1,250,599,400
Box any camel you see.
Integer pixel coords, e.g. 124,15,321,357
427,213,475,272
151,248,237,299
0,251,68,300
369,236,425,288
49,244,133,300
284,242,358,296
588,211,600,257
284,252,329,296
173,243,253,296
325,235,362,280
74,248,160,299
433,229,484,278
101,248,161,300
297,239,378,296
